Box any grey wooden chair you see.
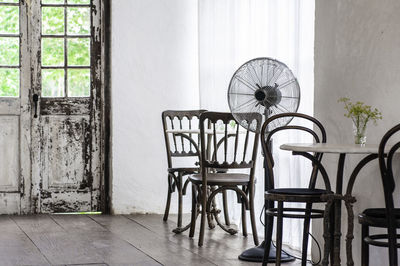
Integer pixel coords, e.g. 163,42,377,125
261,113,333,266
162,110,231,233
188,111,262,247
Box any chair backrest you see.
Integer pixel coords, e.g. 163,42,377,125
377,123,400,265
199,112,262,179
260,112,328,190
162,110,207,168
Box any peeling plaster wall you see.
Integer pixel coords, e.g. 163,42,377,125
314,0,400,264
111,0,199,214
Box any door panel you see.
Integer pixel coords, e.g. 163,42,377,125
0,0,31,214
29,0,103,213
0,116,20,192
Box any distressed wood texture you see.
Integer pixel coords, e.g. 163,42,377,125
0,214,309,265
0,0,31,214
28,0,105,213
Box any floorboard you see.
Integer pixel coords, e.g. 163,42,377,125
0,214,309,265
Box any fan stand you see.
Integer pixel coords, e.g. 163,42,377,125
238,113,295,263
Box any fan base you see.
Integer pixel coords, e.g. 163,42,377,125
238,241,295,263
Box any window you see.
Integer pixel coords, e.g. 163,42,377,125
0,0,20,97
41,0,91,97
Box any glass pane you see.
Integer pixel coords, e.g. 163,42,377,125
0,37,19,66
0,0,19,3
0,6,19,34
68,0,89,4
0,68,19,97
42,0,64,4
42,7,64,35
68,68,89,97
42,69,64,97
67,7,90,35
67,38,89,66
42,38,64,66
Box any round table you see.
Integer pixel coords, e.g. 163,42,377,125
280,143,387,266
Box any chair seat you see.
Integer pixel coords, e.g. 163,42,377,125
359,208,400,228
267,188,330,195
189,173,250,185
363,208,400,219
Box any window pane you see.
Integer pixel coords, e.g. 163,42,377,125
0,0,19,3
0,37,19,66
67,7,90,35
68,0,90,4
42,38,64,66
0,6,19,34
0,68,19,97
68,68,89,97
42,7,64,35
67,38,89,66
42,69,64,97
42,0,64,4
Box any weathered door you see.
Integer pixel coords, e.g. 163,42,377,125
0,0,104,214
0,0,31,214
30,0,103,213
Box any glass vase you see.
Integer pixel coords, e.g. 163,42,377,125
353,119,367,145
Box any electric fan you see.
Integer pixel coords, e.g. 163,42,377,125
227,57,300,262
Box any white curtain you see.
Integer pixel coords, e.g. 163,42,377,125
198,0,315,251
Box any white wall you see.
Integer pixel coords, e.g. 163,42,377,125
111,0,199,214
314,0,400,264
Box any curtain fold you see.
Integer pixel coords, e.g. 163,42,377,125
198,0,315,251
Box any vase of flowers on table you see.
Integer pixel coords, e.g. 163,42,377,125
338,97,382,145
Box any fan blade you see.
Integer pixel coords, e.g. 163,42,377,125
268,66,284,85
235,76,257,91
277,79,296,91
233,98,257,112
229,92,254,96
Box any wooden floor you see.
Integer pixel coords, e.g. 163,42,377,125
0,214,308,266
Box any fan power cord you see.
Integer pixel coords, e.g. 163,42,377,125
259,204,322,265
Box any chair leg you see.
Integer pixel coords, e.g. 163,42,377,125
163,174,173,221
189,184,197,238
301,203,312,266
361,224,369,266
222,189,230,226
198,184,207,247
241,201,247,237
388,220,398,266
262,201,274,266
249,184,259,246
329,203,335,264
177,172,183,228
275,201,284,266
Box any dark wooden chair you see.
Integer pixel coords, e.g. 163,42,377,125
188,111,262,247
162,110,232,233
261,113,333,266
162,110,207,233
358,123,400,266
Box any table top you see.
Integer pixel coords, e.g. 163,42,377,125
280,143,383,154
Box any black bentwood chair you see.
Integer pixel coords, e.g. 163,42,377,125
188,111,262,247
261,113,334,266
358,123,400,266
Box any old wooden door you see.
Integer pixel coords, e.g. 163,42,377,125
0,0,105,214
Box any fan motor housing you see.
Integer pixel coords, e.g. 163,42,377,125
254,83,282,108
